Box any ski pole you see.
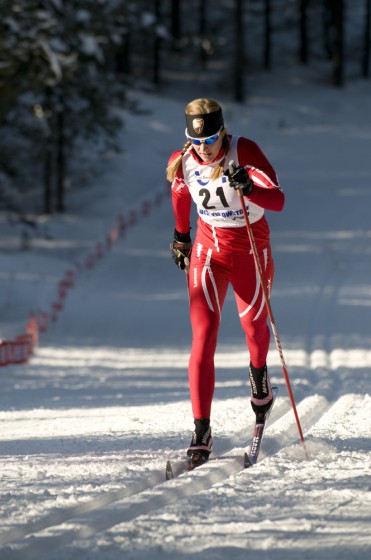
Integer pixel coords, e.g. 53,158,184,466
184,268,190,306
184,255,191,304
229,161,308,458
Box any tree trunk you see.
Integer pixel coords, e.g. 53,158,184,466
362,0,371,77
299,0,308,64
199,0,207,68
171,0,181,50
323,0,333,59
56,104,66,213
234,0,244,102
116,28,131,75
43,88,53,215
264,0,272,69
331,0,344,86
153,0,161,85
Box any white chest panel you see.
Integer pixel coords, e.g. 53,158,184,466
182,136,264,228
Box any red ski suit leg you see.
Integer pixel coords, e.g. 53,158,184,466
188,242,273,419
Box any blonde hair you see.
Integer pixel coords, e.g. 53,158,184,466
166,98,229,182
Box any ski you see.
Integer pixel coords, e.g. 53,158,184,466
166,387,278,480
244,386,278,468
166,452,209,480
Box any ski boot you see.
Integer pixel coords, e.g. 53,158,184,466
187,418,212,466
249,362,273,419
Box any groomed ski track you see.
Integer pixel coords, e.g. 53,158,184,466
0,393,332,559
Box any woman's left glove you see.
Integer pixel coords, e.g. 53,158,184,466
225,164,254,196
170,229,192,271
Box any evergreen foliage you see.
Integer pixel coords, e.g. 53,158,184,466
0,0,369,216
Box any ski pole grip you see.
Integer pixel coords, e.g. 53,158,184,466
228,160,236,175
228,160,244,197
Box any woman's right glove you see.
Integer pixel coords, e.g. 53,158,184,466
170,229,192,271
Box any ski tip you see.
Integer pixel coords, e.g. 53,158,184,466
244,451,252,469
165,460,174,480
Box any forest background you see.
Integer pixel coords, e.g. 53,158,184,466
0,0,369,225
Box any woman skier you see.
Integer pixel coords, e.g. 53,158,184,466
167,98,285,463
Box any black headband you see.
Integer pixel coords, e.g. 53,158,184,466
185,108,224,138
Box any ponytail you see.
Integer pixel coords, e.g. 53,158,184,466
166,141,191,182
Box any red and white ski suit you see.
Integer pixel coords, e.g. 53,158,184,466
169,135,285,419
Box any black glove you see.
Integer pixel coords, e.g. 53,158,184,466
225,161,254,196
170,229,192,271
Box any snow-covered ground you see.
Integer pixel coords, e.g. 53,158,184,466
0,66,370,559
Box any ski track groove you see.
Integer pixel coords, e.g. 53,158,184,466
0,394,331,559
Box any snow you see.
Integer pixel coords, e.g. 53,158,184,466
0,66,371,559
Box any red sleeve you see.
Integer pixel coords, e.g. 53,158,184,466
168,151,192,234
237,137,285,212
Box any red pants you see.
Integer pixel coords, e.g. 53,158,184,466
188,237,274,419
